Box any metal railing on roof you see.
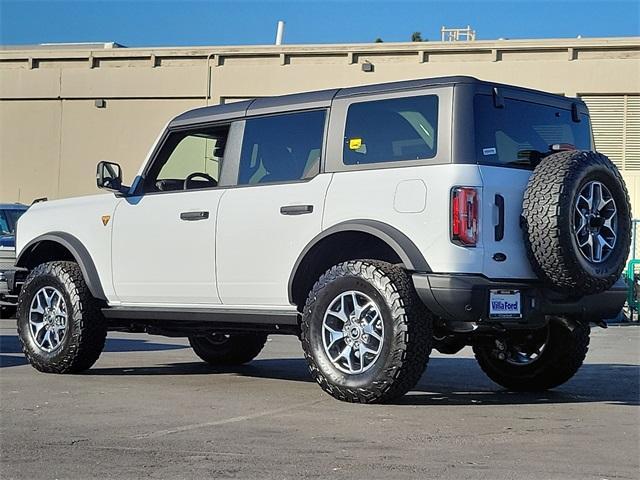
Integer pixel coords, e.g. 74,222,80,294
441,26,476,42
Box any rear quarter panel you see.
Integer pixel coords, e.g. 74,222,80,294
323,164,486,274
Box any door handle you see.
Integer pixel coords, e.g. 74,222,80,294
280,205,314,216
494,194,505,241
180,211,209,221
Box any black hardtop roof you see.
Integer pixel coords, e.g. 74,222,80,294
170,75,580,126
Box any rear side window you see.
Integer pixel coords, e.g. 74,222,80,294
237,110,326,185
343,95,438,165
474,95,592,168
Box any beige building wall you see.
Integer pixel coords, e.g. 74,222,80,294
1,37,639,211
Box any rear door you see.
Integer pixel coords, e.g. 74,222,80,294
215,109,330,306
474,91,593,279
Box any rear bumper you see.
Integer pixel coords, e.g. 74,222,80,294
413,273,626,325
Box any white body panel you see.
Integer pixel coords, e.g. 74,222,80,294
15,161,537,310
15,88,544,311
15,194,120,299
479,166,536,279
111,190,224,305
323,164,486,275
216,175,332,305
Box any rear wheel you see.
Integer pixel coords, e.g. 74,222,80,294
301,260,433,403
188,333,267,365
473,320,590,391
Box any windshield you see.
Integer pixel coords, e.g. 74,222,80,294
0,208,27,235
474,94,593,168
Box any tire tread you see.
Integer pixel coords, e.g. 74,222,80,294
522,150,631,295
17,261,106,373
300,260,432,403
473,321,590,391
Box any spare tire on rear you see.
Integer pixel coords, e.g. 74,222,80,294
522,150,631,296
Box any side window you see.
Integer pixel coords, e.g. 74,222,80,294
144,125,229,192
237,110,326,185
0,211,9,235
343,95,438,165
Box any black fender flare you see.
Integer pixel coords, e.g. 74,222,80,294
287,219,431,303
16,232,107,301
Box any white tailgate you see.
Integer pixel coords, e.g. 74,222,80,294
479,165,536,279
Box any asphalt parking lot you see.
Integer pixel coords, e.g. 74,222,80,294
1,318,638,480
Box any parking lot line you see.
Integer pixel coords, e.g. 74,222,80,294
133,398,326,439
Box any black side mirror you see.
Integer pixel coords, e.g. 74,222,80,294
96,161,124,193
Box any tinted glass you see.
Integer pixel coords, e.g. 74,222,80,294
0,211,9,235
0,209,26,235
343,95,438,165
238,110,326,185
474,95,592,168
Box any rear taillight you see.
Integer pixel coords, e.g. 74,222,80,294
451,187,479,246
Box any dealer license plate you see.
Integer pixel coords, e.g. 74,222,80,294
489,290,522,318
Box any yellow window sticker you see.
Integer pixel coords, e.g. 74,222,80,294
348,138,362,150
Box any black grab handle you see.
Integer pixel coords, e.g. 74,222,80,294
180,211,209,221
494,194,505,241
280,205,314,216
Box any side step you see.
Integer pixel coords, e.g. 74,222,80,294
101,306,301,336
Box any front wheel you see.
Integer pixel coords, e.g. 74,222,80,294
16,261,107,373
301,260,433,403
473,320,590,391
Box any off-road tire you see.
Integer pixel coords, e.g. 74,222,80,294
522,150,631,295
189,333,268,365
300,260,433,403
16,261,107,373
473,320,590,391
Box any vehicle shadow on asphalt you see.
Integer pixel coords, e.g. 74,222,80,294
2,332,638,407
0,334,187,368
86,356,639,407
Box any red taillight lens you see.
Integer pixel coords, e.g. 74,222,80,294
451,187,479,246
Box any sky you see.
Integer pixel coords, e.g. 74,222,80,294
0,0,638,47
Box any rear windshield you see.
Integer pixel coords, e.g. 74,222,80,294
474,94,592,168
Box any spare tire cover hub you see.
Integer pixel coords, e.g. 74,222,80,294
574,180,617,263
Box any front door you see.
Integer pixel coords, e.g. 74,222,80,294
111,124,230,305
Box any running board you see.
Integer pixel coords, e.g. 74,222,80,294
101,306,300,326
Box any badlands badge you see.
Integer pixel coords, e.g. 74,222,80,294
101,215,111,226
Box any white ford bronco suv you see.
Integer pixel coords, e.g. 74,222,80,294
15,76,630,403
